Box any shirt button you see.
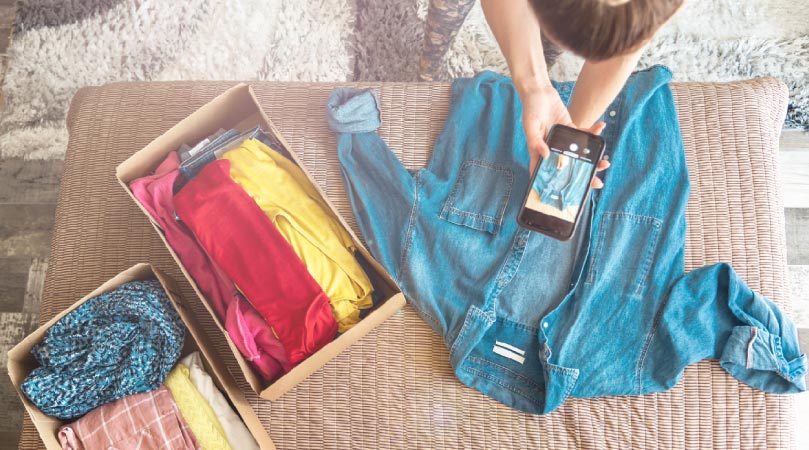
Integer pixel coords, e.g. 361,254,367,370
542,322,549,329
609,110,617,117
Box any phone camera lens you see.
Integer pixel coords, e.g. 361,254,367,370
569,143,578,151
583,148,590,154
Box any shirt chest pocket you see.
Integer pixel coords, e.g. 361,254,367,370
439,160,513,235
585,212,662,298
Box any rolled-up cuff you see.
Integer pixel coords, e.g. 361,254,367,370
720,325,806,394
326,88,382,134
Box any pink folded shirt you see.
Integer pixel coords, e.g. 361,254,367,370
58,386,199,450
130,152,291,380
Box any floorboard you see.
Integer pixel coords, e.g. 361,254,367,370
0,159,63,204
786,209,809,265
779,130,809,209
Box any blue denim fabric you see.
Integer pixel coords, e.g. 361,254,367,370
178,127,293,181
253,129,293,161
532,151,591,210
327,88,382,133
327,68,807,414
179,128,243,180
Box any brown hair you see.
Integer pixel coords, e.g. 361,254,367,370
530,0,683,61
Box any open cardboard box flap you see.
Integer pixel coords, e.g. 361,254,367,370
116,83,406,400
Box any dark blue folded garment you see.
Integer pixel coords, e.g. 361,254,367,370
177,127,294,185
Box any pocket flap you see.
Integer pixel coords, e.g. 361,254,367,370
439,160,513,235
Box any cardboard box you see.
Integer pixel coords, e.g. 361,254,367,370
116,84,406,400
7,264,277,450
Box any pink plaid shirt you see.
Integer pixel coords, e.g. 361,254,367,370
58,386,200,450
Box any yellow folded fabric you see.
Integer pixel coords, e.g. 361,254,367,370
222,138,374,332
164,364,233,450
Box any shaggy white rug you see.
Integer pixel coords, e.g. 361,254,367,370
1,0,807,160
357,0,809,124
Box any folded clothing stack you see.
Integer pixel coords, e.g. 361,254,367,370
21,280,259,450
58,352,259,450
130,127,376,382
58,387,199,450
21,280,184,419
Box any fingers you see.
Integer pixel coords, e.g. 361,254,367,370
529,151,539,176
535,136,550,159
586,122,608,189
529,139,550,175
587,121,607,135
591,158,610,189
523,116,548,174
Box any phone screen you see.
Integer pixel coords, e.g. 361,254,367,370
519,125,605,240
524,145,596,223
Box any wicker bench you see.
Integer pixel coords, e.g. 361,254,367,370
19,78,797,449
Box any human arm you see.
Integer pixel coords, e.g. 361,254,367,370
480,0,609,186
480,0,568,167
567,46,645,128
480,0,550,91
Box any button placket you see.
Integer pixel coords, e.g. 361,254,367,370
598,97,622,165
492,230,530,294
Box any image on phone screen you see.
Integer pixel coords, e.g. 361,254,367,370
524,148,595,223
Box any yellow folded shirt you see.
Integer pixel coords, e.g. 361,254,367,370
222,138,374,332
164,364,233,450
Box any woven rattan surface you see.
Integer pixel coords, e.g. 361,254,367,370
19,79,795,449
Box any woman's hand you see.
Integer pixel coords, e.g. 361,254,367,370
520,84,570,170
518,83,610,189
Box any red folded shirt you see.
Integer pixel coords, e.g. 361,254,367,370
174,159,338,364
130,152,291,380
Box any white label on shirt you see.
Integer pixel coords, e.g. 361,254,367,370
188,138,210,157
494,340,525,355
493,343,526,364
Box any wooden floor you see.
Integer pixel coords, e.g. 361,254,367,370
0,158,59,446
0,2,51,446
0,1,807,448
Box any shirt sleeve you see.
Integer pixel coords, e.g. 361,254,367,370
642,262,806,394
328,88,417,284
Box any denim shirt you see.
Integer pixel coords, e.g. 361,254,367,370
532,151,591,210
327,67,807,414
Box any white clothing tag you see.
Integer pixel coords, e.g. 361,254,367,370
495,340,525,355
493,342,526,364
187,138,210,157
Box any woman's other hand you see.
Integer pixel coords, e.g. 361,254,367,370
519,83,609,188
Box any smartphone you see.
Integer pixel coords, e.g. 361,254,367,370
517,124,606,241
